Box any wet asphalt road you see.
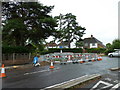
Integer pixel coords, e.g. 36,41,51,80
2,56,119,89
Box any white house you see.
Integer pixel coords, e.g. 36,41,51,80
83,35,105,49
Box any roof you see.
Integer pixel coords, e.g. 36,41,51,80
58,41,69,46
83,35,104,46
46,43,58,47
84,37,102,44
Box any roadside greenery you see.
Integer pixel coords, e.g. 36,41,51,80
40,48,83,55
2,1,119,55
54,13,86,48
86,48,106,53
105,39,120,55
2,46,31,53
2,2,57,47
2,1,86,54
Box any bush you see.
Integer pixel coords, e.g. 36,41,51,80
40,48,83,55
2,46,30,53
104,49,115,55
86,48,106,53
48,48,83,53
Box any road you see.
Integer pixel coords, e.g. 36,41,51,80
1,56,119,89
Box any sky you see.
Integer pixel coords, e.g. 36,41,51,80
39,0,119,47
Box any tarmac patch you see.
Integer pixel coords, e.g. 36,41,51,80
24,67,60,75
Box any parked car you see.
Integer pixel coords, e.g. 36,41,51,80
108,50,120,57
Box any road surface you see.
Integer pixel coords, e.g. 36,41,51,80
2,56,119,89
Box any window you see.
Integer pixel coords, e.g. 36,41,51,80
85,43,88,46
92,43,95,46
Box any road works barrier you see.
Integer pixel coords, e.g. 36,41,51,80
44,74,101,89
43,53,102,65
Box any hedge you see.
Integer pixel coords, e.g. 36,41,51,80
48,48,83,53
104,49,115,55
2,46,31,53
86,48,106,53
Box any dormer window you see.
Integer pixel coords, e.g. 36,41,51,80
92,43,95,46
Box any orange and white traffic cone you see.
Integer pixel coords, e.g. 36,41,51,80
80,59,85,64
0,64,6,78
49,61,54,69
92,59,95,62
80,61,84,64
98,56,102,61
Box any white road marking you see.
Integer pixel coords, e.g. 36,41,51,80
44,75,88,89
24,67,60,75
110,83,120,90
104,78,112,82
90,80,113,90
24,69,49,75
113,80,119,83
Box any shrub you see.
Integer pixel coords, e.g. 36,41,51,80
2,46,30,53
104,49,115,55
86,48,106,53
48,48,83,53
40,48,83,55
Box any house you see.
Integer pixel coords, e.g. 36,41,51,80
46,42,58,48
83,35,105,49
58,41,69,48
46,41,58,48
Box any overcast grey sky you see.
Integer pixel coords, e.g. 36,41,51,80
39,0,118,47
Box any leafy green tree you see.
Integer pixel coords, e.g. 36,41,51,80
104,39,120,55
112,39,120,49
54,13,65,42
75,41,84,48
54,13,86,48
2,2,57,46
106,43,112,49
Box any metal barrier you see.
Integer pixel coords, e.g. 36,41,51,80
41,53,102,64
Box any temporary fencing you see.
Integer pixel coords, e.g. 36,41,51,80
42,53,102,65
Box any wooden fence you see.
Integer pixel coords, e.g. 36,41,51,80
2,53,33,66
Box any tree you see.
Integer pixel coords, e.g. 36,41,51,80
75,41,84,48
112,39,120,49
54,13,65,42
54,13,86,48
106,43,112,49
104,39,120,55
2,2,57,46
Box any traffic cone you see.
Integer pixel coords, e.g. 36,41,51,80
80,59,85,64
80,61,84,64
98,56,102,61
0,64,6,78
92,59,95,62
49,62,54,69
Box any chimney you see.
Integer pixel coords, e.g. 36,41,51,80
91,35,93,37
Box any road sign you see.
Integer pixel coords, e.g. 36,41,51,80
59,46,63,48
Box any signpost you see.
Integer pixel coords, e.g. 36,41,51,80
60,46,63,53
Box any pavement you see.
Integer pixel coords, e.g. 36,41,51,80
44,74,101,90
81,69,120,90
0,64,33,69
